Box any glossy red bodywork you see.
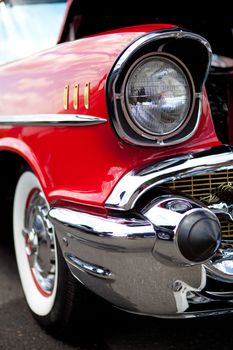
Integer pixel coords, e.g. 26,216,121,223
0,24,220,208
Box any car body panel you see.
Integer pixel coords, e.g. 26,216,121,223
2,0,233,322
0,25,220,207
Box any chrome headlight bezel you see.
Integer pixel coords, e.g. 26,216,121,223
106,29,212,147
121,52,195,141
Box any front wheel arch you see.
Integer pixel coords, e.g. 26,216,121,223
0,151,112,336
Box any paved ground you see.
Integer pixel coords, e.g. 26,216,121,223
1,236,233,350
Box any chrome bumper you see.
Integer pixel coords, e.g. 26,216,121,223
49,145,233,317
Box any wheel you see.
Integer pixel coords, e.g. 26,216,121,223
13,171,92,335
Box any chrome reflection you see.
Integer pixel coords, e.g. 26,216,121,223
0,114,107,126
173,267,206,313
50,203,204,317
209,202,233,222
143,195,220,265
105,145,233,210
24,189,56,295
205,241,233,281
64,253,113,279
49,207,156,251
51,145,233,317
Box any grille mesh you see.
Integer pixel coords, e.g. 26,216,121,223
162,170,233,239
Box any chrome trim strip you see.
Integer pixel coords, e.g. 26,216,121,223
0,114,107,126
105,146,233,211
64,253,113,279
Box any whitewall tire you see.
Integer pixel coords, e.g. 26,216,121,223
13,171,58,316
12,170,93,334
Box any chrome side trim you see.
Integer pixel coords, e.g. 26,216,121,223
64,253,113,279
0,114,107,126
105,146,233,211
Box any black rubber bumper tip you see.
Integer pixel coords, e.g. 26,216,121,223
177,210,221,263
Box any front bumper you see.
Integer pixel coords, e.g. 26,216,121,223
49,145,233,317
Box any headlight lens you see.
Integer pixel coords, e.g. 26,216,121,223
125,55,192,137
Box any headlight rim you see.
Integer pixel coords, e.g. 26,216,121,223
120,52,196,141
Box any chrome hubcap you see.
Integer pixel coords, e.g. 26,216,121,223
22,190,56,295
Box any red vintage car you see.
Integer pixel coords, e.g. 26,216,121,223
0,0,233,336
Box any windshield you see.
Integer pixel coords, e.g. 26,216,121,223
0,0,66,64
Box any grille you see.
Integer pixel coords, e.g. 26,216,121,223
162,170,233,239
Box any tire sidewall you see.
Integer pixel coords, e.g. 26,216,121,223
13,171,58,317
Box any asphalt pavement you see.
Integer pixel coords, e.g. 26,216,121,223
1,236,233,350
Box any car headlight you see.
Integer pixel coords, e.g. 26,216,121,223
107,30,211,147
124,55,193,139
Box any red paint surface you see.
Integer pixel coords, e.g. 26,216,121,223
0,25,220,208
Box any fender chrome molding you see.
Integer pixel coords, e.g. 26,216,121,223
110,29,212,85
105,145,233,211
0,114,107,126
